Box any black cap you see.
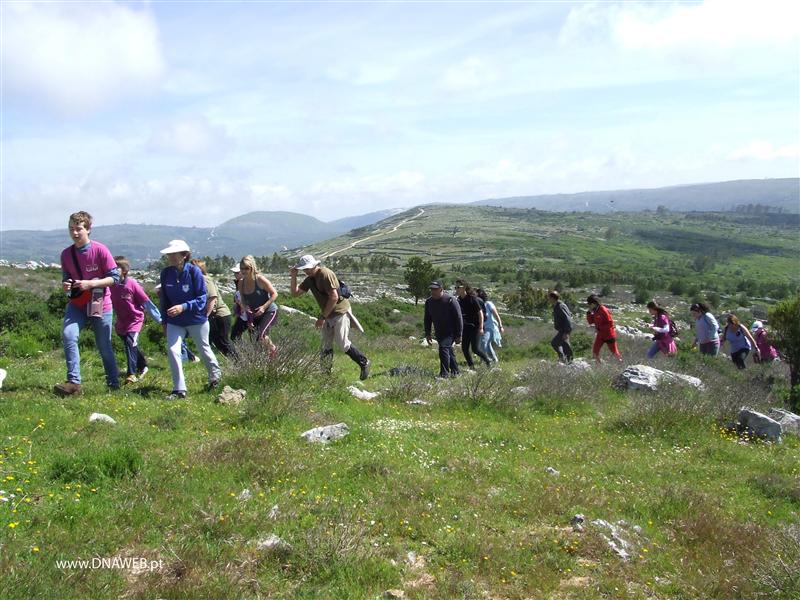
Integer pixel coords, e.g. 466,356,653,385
428,281,443,289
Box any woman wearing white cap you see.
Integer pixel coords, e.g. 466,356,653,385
751,321,779,363
159,239,221,399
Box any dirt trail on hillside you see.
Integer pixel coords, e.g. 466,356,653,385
321,208,426,259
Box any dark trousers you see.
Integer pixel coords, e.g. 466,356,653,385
732,348,749,369
437,335,460,378
462,323,491,368
118,332,146,375
231,317,249,341
209,314,233,356
551,331,573,362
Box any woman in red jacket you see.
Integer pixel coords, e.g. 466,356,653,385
586,294,622,362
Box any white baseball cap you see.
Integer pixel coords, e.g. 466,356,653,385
160,239,191,254
751,321,763,332
230,264,241,273
293,254,320,270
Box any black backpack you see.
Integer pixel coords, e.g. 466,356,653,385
338,280,352,299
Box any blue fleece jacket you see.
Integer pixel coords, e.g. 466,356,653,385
160,262,208,327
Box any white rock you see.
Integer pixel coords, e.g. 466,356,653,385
89,413,116,425
268,504,280,519
511,386,531,396
545,466,560,476
615,364,704,392
217,386,246,406
768,408,800,436
407,399,430,406
738,408,782,443
256,534,291,553
0,368,6,390
237,488,252,501
301,423,350,443
348,385,379,401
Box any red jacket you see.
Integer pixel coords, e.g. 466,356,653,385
587,305,616,340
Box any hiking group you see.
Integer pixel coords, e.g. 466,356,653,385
53,211,780,398
53,211,369,400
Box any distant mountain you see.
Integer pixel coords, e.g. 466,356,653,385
0,209,398,266
473,178,799,213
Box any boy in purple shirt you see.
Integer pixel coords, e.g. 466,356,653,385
110,256,161,384
54,211,120,396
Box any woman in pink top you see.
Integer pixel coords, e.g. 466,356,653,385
751,321,779,363
110,256,160,383
646,301,677,359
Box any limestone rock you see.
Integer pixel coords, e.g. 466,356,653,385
407,398,430,406
590,519,643,561
237,488,252,502
217,386,246,406
570,514,585,532
768,408,800,436
511,386,531,396
268,504,280,520
545,466,560,476
348,385,379,401
255,534,291,554
738,408,783,442
615,364,704,392
89,413,116,425
0,368,6,389
383,590,405,599
300,423,350,443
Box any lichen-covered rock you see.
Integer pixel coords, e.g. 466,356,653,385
615,364,703,391
768,408,800,436
300,423,350,443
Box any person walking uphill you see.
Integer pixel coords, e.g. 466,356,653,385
646,300,677,359
689,302,720,356
290,254,370,380
110,256,159,384
455,280,492,369
720,313,760,369
159,240,221,399
548,291,573,363
54,211,121,396
586,294,622,362
424,281,463,378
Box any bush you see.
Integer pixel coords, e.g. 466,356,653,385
0,287,63,356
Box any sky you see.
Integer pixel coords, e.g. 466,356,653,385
2,0,799,231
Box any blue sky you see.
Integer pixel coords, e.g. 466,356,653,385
2,0,798,231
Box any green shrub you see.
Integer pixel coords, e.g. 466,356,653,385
48,445,142,484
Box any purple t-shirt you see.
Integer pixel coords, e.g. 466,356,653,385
110,277,151,334
60,240,117,313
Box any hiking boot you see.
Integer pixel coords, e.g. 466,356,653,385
53,381,82,397
166,390,187,400
359,359,371,381
124,374,138,385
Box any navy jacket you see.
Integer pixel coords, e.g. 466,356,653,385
424,293,463,340
160,262,208,327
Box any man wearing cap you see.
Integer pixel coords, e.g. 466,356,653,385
424,281,463,378
54,210,121,396
290,254,370,379
159,239,221,399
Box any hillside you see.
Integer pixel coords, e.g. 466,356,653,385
0,209,397,266
297,204,800,298
474,178,799,213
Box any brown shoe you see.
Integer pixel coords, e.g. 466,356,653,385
53,381,82,397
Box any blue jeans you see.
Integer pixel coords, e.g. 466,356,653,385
62,302,119,387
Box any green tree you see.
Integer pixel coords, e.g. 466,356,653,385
769,294,800,410
403,257,443,305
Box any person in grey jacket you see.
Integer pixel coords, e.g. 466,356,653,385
424,281,463,378
548,290,574,363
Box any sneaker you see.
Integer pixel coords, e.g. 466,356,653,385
359,359,371,381
137,366,149,378
190,355,201,363
268,346,278,361
124,374,138,385
53,381,82,397
166,391,187,400
207,379,220,390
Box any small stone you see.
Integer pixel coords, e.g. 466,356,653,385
256,534,291,554
545,466,560,476
383,590,405,599
407,399,430,406
217,386,246,406
348,386,379,401
237,488,252,501
570,513,585,532
268,504,280,519
300,423,350,443
0,368,6,389
89,413,116,425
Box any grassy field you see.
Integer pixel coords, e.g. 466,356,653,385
1,283,799,598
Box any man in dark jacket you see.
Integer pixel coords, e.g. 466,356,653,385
424,281,463,378
548,290,574,363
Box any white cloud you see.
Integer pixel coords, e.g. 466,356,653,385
727,141,800,161
561,0,800,57
325,63,399,86
147,116,233,156
2,1,165,116
442,57,498,90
